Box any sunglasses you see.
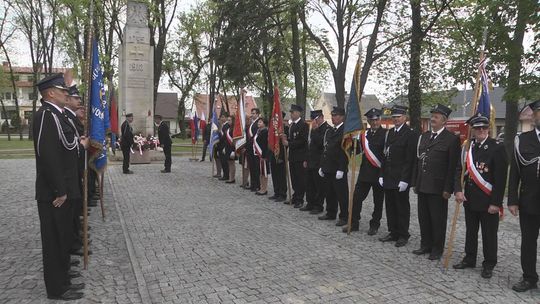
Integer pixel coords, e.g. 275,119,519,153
473,126,489,130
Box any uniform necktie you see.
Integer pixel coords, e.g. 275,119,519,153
429,132,436,142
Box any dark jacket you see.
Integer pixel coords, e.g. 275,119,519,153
413,128,461,195
224,123,236,158
158,121,172,147
287,118,309,163
320,123,348,174
33,102,81,202
454,137,508,211
65,109,85,191
356,126,386,183
508,130,540,215
246,118,260,156
308,121,330,169
120,120,134,149
381,124,418,189
254,128,269,159
203,124,212,142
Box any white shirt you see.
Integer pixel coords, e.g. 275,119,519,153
431,127,444,139
394,123,404,133
536,128,540,143
43,100,64,113
65,107,77,117
334,122,344,129
292,117,301,124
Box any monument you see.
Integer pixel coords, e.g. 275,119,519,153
118,0,154,136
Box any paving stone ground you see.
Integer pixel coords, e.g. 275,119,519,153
1,157,539,303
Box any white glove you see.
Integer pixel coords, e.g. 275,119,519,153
378,177,384,187
230,152,235,159
398,181,408,192
336,171,344,180
318,168,325,177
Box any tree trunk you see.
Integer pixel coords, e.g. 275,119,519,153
502,0,530,156
333,67,346,108
0,98,11,141
290,5,304,108
408,0,423,131
1,45,23,140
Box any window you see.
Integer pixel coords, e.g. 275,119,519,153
4,92,12,100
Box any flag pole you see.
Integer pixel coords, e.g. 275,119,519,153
347,43,364,234
82,0,95,270
443,28,488,270
99,171,105,220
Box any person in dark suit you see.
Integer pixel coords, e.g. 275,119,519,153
303,110,330,213
155,115,172,173
120,113,134,174
269,112,289,202
281,104,309,208
33,74,88,300
246,109,261,191
508,100,540,292
217,112,230,181
225,116,236,183
254,118,269,195
379,105,418,246
318,107,349,226
452,114,508,278
201,122,212,162
343,108,386,234
412,104,461,258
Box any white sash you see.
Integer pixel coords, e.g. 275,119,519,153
466,143,492,195
361,131,381,168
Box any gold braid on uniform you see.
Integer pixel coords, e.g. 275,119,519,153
514,135,540,178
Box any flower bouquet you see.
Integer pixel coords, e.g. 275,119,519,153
132,134,160,155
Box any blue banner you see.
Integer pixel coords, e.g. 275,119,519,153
209,108,220,161
89,39,108,172
342,56,363,157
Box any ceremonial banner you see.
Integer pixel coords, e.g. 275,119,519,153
209,108,220,161
341,55,363,158
190,112,199,144
88,39,108,172
233,90,247,150
268,84,283,158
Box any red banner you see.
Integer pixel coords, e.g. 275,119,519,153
268,85,283,158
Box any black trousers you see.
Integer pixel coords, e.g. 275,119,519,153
384,188,410,239
71,199,82,251
121,147,130,173
270,155,287,197
37,200,72,297
462,206,499,268
248,151,260,189
324,174,348,220
218,148,229,178
351,181,384,228
201,141,208,160
163,144,172,171
88,169,97,197
306,167,325,211
519,212,540,283
289,161,307,204
418,192,448,255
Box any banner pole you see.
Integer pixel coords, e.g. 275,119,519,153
347,137,358,234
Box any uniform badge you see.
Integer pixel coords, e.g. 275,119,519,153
484,145,488,150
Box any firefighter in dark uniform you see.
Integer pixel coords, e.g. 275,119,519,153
269,112,289,202
302,110,330,214
246,109,261,191
217,112,231,181
225,115,236,183
155,115,172,173
508,100,540,292
281,104,309,208
120,113,134,174
318,107,349,226
343,108,386,234
201,121,212,162
33,74,88,300
412,104,460,259
379,105,418,247
453,114,508,278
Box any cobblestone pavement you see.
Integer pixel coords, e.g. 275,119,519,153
1,157,539,303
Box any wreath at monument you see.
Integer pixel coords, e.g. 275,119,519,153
132,134,160,155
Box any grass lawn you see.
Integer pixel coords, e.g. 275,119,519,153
0,137,34,150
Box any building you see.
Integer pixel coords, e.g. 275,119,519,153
154,92,179,133
192,93,258,120
0,62,70,130
312,92,382,125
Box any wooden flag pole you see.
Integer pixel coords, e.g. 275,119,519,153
443,28,488,270
347,138,358,234
284,147,293,205
99,171,105,220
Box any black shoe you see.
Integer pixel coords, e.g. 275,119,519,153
70,259,80,267
251,188,260,192
275,196,286,202
68,270,82,279
268,195,278,200
213,174,221,178
342,225,359,233
481,267,493,279
412,247,431,255
367,227,378,236
219,177,228,181
299,205,313,211
453,260,475,269
318,214,335,220
255,191,267,195
161,169,171,173
335,219,347,227
309,209,324,214
69,283,85,291
47,289,84,300
199,159,205,162
293,202,303,208
512,279,538,292
226,180,236,184
123,170,134,174
395,238,408,247
428,253,442,260
379,234,398,242
70,249,92,256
